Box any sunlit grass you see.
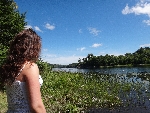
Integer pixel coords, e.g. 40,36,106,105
0,91,7,113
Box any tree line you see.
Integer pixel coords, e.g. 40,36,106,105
77,47,150,69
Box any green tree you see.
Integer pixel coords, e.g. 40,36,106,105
0,0,26,65
124,53,133,65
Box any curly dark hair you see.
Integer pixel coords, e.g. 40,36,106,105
0,28,41,86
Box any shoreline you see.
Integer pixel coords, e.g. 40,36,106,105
77,64,150,69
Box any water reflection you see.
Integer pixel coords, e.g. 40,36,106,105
52,67,150,74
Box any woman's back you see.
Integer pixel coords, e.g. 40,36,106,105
6,81,30,113
6,62,43,113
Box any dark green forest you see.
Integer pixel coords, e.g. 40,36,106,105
0,0,26,65
75,47,150,69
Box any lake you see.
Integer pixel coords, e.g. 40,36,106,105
52,67,150,74
52,67,150,112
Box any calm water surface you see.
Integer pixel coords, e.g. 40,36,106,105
52,67,150,85
52,67,150,74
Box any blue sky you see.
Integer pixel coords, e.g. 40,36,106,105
14,0,150,65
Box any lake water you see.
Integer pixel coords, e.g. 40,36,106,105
52,67,150,74
52,67,150,81
52,67,150,112
52,67,150,86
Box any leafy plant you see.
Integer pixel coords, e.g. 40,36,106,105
0,0,26,66
40,68,140,112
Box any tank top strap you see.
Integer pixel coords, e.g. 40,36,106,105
16,62,30,78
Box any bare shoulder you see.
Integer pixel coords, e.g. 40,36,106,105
25,62,39,72
23,62,39,80
26,62,38,69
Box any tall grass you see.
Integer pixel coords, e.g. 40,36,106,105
0,92,7,113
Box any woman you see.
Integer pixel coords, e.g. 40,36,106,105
0,28,46,113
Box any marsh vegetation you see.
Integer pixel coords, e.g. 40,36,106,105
1,61,150,113
40,62,150,112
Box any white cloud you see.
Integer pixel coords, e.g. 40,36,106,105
122,2,150,16
77,47,86,51
91,43,102,48
88,27,101,36
24,25,32,29
143,19,150,25
34,26,42,32
97,52,124,56
122,1,150,25
122,4,131,14
45,23,55,30
42,55,85,65
140,0,150,3
140,43,150,47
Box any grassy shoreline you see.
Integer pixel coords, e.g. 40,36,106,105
113,64,150,67
40,70,141,112
0,67,149,112
81,64,150,69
